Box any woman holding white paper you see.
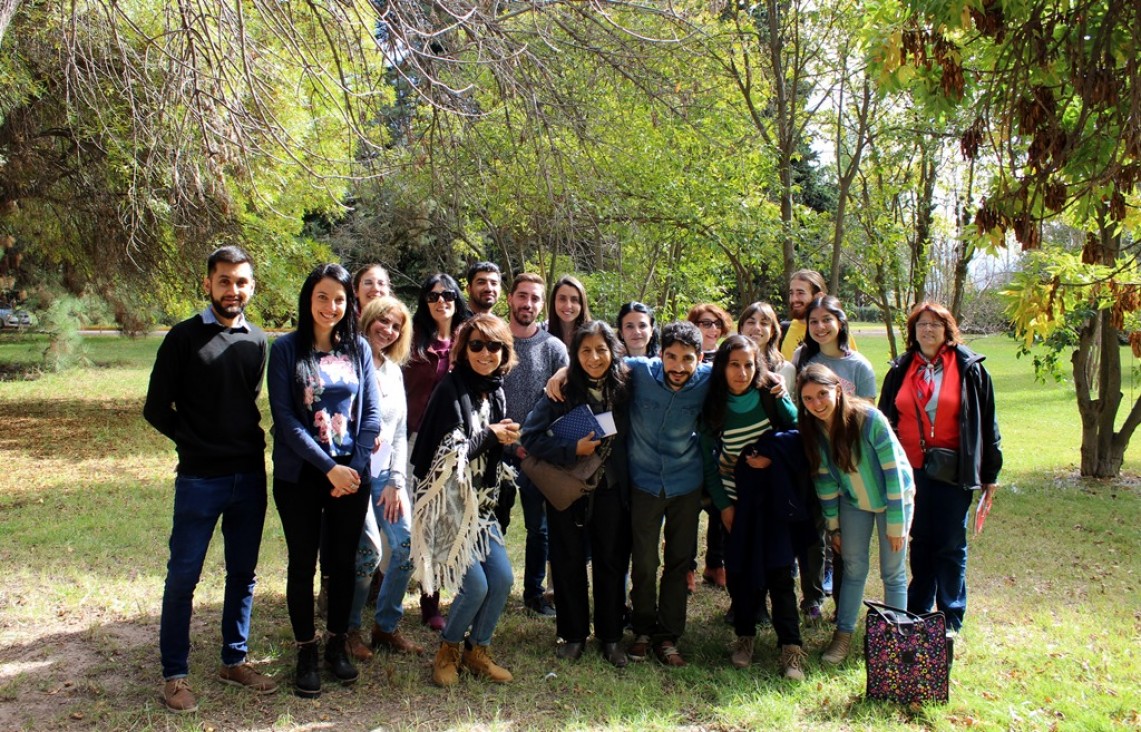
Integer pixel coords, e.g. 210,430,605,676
345,296,423,660
520,321,632,667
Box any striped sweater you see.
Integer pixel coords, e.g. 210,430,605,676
700,389,798,510
812,406,915,538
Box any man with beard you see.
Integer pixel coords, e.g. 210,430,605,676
779,269,857,361
144,246,276,712
496,273,568,616
465,261,502,316
622,321,713,666
544,321,713,663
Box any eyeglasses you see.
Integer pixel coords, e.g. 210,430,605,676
697,320,721,329
468,339,505,354
916,321,945,330
426,290,457,303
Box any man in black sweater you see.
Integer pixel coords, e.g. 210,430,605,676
143,246,276,712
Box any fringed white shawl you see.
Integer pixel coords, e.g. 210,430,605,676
409,428,514,595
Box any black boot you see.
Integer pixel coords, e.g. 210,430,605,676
325,634,360,685
295,639,321,699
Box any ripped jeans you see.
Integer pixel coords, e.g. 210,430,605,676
348,469,415,633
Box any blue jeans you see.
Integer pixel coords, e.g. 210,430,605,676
160,471,266,679
907,469,973,631
507,454,548,602
835,498,912,634
348,470,415,632
441,525,513,647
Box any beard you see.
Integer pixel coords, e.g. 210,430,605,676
212,295,246,319
790,302,807,319
512,309,536,326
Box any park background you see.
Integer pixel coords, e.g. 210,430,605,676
1,0,1139,729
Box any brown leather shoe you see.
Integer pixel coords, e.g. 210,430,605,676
702,566,727,588
345,630,374,662
218,662,278,694
161,678,198,713
371,623,424,655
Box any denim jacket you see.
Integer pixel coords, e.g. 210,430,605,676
625,356,712,498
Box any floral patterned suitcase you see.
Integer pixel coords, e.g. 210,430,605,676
863,600,952,704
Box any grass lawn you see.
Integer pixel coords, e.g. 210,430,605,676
0,330,1138,731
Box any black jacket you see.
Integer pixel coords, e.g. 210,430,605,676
878,344,1002,489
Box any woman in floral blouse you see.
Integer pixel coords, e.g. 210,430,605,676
268,263,380,699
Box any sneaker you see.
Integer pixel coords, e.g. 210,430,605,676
730,636,754,669
802,603,823,624
161,678,198,713
779,644,808,681
218,663,278,694
654,640,686,667
524,596,557,617
627,634,652,662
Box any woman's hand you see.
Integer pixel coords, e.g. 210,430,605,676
721,506,735,533
888,535,905,553
372,436,382,454
376,484,403,523
544,367,569,402
327,464,361,497
769,374,788,400
489,419,521,445
744,453,772,469
576,431,600,456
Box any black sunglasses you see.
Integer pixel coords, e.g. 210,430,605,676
468,339,505,354
426,290,457,303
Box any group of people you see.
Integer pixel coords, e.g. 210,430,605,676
144,251,1002,712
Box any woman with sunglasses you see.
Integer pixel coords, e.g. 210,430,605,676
409,314,520,686
403,273,469,629
267,263,380,698
521,321,632,667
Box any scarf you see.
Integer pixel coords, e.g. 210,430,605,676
454,357,504,395
912,345,954,406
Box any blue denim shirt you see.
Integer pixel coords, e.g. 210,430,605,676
625,356,712,498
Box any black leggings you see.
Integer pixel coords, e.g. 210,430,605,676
274,458,370,640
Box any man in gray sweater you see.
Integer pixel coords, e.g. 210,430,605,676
497,273,568,616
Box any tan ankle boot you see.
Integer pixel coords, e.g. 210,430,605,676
462,644,513,683
822,630,853,665
432,640,463,687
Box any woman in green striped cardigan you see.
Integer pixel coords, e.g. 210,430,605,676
797,363,915,665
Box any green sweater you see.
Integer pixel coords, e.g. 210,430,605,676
812,406,915,538
701,389,798,510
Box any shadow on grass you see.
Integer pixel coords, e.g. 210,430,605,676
0,399,167,462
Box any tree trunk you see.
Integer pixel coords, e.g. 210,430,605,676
1071,227,1140,477
909,143,937,307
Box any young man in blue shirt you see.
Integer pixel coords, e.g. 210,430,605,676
623,321,712,667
